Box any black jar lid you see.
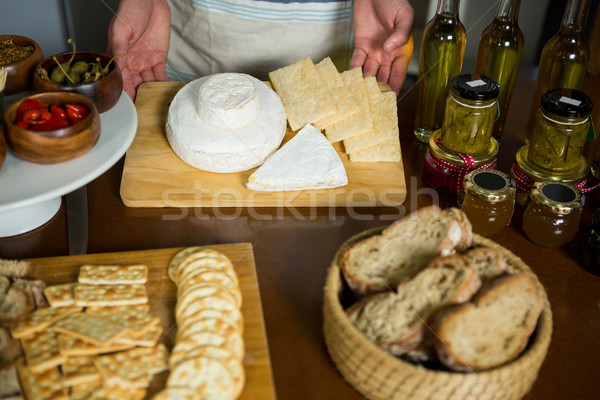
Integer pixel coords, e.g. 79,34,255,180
541,88,593,117
450,74,500,101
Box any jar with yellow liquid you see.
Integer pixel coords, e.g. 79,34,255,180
474,0,523,142
525,0,591,142
413,0,466,143
439,74,499,155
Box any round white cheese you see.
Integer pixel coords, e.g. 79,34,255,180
166,73,286,173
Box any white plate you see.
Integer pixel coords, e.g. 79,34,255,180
0,92,137,237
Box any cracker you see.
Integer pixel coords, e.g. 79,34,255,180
343,76,398,154
348,138,401,162
313,57,358,130
175,286,239,321
52,312,128,346
20,329,66,374
324,67,373,142
269,56,337,131
43,283,76,308
167,356,236,398
168,247,232,283
74,284,148,307
93,344,169,386
86,382,146,400
60,355,100,386
152,387,202,400
176,307,244,333
115,323,165,347
68,378,102,400
78,265,148,285
57,334,134,357
10,306,82,339
171,326,244,364
85,305,159,334
15,358,69,400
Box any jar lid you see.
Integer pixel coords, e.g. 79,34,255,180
541,88,593,118
463,169,515,202
429,129,499,166
451,74,500,101
529,181,584,214
515,145,589,181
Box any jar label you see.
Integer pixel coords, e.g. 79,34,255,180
559,96,582,107
466,79,486,87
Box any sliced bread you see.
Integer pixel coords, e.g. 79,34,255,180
339,206,473,296
462,247,508,282
347,254,481,356
434,272,544,372
0,285,35,323
0,259,31,278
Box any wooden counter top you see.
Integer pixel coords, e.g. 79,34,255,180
1,77,599,400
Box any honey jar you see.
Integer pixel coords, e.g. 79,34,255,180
439,74,500,155
459,169,515,236
424,130,499,194
522,181,583,247
526,88,592,172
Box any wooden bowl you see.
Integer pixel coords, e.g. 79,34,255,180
324,228,552,400
0,35,45,95
3,92,100,164
33,50,123,113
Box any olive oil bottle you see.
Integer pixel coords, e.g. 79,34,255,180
475,0,523,142
525,0,591,142
413,0,466,143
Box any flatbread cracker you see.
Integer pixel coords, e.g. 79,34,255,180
60,355,100,386
78,265,148,285
269,57,337,131
313,57,358,130
85,305,159,334
57,334,134,356
74,284,148,307
20,329,66,374
43,283,76,308
93,344,169,386
52,312,128,346
16,358,69,400
10,306,82,339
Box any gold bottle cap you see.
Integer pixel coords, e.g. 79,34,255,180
529,181,584,215
463,169,515,202
515,146,589,181
429,130,499,166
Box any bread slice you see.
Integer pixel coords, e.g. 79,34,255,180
463,247,508,282
0,286,35,323
347,254,481,356
434,272,544,372
0,259,31,278
339,206,472,296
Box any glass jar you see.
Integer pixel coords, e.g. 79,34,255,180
527,88,593,172
423,130,499,194
522,181,583,247
459,169,515,236
439,74,500,155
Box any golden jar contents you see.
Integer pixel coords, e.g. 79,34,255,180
527,88,592,173
523,181,583,247
439,74,500,156
459,169,515,236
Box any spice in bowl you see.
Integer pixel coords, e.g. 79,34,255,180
0,38,34,66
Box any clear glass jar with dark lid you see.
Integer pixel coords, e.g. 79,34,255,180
459,169,515,236
440,73,500,155
523,181,584,247
526,88,593,172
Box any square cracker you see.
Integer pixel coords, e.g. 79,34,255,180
20,329,66,374
74,284,148,307
348,138,401,162
313,57,359,130
324,67,373,142
16,358,69,400
344,78,399,154
61,356,101,386
269,57,337,131
78,265,148,285
52,312,128,346
93,344,169,386
57,334,134,357
85,305,159,334
43,283,76,308
10,306,82,339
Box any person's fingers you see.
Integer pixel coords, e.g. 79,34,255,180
363,56,380,78
377,62,391,87
383,6,415,52
121,70,137,100
141,69,156,83
152,64,169,82
349,48,368,70
388,54,410,95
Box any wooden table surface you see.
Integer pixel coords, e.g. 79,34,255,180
2,76,600,400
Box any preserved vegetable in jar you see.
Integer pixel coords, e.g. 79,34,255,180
439,74,499,155
527,88,592,172
474,0,523,141
413,0,466,143
522,181,583,247
526,0,591,140
459,169,515,236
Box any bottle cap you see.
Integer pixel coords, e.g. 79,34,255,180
451,74,500,101
529,181,584,214
462,169,515,202
541,88,593,118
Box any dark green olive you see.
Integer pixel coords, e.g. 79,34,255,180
70,60,88,76
67,71,81,84
50,65,66,83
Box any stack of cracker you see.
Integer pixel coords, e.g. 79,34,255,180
269,56,401,163
10,264,168,400
154,247,244,400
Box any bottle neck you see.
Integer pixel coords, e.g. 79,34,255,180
437,0,460,17
496,0,521,23
561,0,591,31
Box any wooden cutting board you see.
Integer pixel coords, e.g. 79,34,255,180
120,81,406,208
23,243,276,400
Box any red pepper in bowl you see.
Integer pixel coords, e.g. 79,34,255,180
13,100,89,130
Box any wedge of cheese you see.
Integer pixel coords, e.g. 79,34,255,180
246,124,348,191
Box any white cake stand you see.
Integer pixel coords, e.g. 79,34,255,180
0,92,137,237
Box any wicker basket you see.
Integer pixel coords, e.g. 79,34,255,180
323,228,552,400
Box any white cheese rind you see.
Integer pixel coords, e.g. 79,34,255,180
166,73,286,173
246,124,348,191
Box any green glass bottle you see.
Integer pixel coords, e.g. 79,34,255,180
525,0,591,142
413,0,466,143
475,0,524,142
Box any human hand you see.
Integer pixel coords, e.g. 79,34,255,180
350,0,414,95
107,0,171,100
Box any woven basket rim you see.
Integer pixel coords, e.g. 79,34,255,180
324,226,553,387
